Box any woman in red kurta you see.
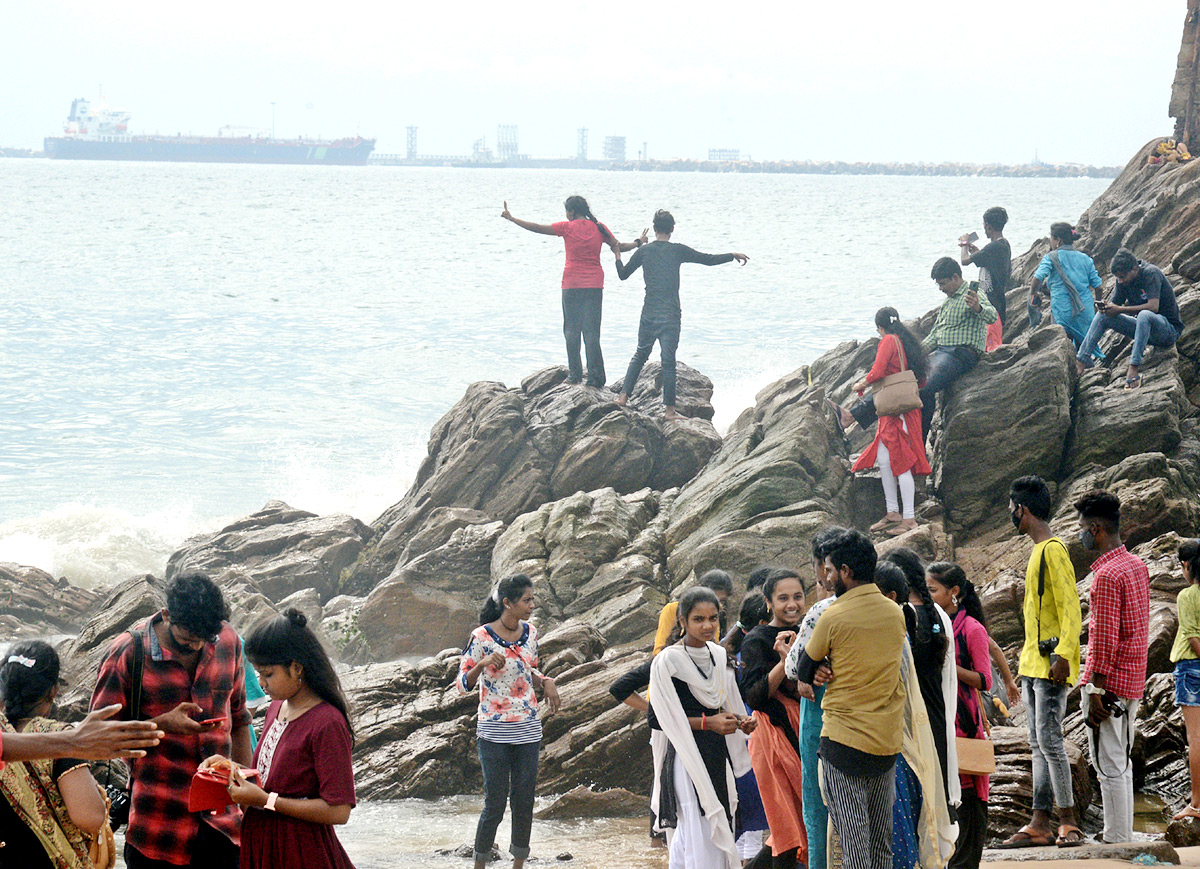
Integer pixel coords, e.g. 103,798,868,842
849,307,931,535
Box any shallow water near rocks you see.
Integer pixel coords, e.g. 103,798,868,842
113,797,667,868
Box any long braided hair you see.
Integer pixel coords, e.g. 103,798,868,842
564,195,615,245
882,547,948,667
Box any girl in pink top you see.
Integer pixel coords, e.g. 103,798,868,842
501,196,642,387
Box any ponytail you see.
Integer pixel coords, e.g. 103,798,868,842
908,570,948,667
564,195,614,244
480,574,533,625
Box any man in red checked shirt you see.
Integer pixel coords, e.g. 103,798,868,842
91,572,252,868
1076,490,1150,844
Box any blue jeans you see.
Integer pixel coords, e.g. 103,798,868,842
800,688,828,869
475,739,540,862
1077,309,1178,368
622,314,681,405
1023,678,1074,812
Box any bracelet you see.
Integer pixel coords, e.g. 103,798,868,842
701,713,706,731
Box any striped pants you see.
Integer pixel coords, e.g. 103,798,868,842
821,761,895,869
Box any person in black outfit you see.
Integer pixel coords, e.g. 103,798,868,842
614,210,747,419
960,206,1012,333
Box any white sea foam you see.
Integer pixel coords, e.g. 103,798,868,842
0,503,217,590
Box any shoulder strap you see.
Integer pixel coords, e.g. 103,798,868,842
1048,250,1079,295
1035,539,1072,645
128,630,145,721
974,687,992,737
892,334,908,372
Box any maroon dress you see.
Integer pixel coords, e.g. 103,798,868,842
241,700,357,869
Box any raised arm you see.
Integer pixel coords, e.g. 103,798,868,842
500,201,557,236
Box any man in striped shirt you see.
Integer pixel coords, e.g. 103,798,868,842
1076,490,1150,844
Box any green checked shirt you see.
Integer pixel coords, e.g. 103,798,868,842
922,280,997,353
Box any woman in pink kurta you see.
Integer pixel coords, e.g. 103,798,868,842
927,563,992,869
849,307,931,535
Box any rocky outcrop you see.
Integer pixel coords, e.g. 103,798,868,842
986,725,1092,846
0,563,104,640
929,327,1076,537
166,501,371,604
346,622,651,800
343,365,721,596
665,370,851,588
1170,0,1200,147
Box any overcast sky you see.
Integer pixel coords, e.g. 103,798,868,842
2,0,1187,165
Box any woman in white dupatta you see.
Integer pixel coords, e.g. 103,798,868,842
650,587,756,869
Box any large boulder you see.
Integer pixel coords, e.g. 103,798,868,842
0,563,105,640
490,488,672,647
1063,361,1190,479
1139,672,1190,812
55,574,167,717
165,501,371,604
356,519,506,661
345,366,721,594
347,622,651,800
665,369,850,587
929,327,1076,537
1076,140,1200,282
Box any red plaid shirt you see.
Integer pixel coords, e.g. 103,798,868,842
91,613,250,865
1081,545,1150,699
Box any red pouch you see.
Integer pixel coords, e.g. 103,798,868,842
188,767,259,813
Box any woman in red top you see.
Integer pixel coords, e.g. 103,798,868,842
502,196,642,387
847,307,931,535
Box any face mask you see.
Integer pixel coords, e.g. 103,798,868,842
1011,507,1023,530
1080,527,1096,550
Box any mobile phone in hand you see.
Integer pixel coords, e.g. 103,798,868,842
965,231,978,245
200,717,228,727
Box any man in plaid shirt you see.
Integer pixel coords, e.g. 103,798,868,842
1076,490,1150,844
849,256,996,439
91,572,252,868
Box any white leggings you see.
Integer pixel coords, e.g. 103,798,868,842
877,440,915,519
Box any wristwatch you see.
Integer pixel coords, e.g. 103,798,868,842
264,792,279,812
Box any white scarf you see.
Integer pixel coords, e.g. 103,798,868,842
931,603,962,808
648,641,751,869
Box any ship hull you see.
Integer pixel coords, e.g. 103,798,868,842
43,136,375,165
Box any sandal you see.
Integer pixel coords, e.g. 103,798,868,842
998,826,1054,848
888,522,918,536
1056,824,1085,848
1173,804,1200,821
1124,374,1142,390
870,516,900,532
826,399,848,437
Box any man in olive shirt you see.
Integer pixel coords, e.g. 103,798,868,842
794,528,906,869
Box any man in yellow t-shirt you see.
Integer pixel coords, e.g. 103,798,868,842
1001,476,1084,849
651,569,733,655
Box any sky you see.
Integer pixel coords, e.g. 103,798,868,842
0,0,1188,165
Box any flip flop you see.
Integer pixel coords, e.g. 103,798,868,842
1173,804,1200,821
825,399,848,437
997,826,1055,849
870,516,900,532
1056,825,1085,848
888,523,918,536
1124,374,1142,390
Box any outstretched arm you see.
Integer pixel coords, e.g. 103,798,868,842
501,201,557,236
678,245,747,266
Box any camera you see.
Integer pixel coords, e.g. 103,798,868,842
1038,636,1059,657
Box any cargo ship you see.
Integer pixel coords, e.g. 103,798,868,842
43,99,375,165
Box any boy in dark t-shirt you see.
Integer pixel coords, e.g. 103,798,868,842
960,206,1012,333
1075,248,1183,388
614,210,747,419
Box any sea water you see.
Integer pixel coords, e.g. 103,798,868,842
0,160,1109,586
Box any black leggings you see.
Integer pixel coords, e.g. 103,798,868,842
562,288,605,387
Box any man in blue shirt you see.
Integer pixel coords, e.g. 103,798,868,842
1030,223,1103,354
1075,249,1183,388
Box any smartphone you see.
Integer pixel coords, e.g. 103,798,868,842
200,716,228,727
965,231,979,244
1095,300,1105,311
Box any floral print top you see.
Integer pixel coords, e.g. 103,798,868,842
457,622,544,744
